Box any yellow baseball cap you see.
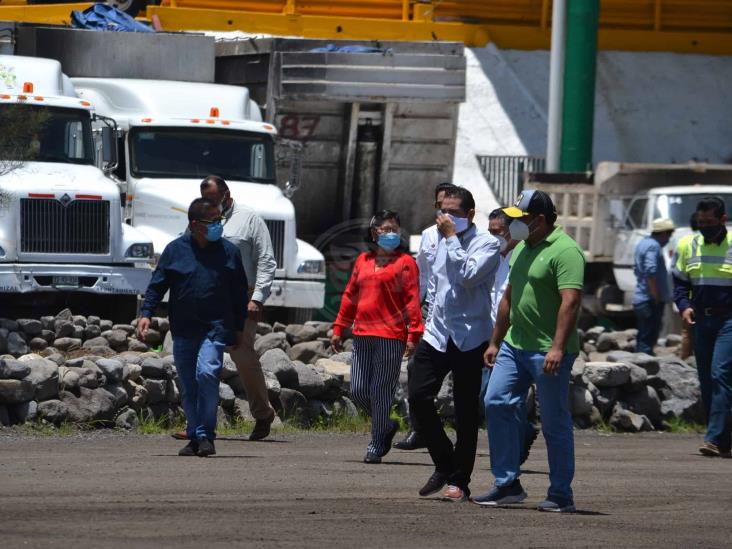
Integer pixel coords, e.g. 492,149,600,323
502,189,556,219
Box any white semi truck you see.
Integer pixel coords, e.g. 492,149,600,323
0,55,154,317
528,162,732,316
72,78,326,319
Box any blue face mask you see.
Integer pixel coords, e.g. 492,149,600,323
205,221,224,242
377,232,401,251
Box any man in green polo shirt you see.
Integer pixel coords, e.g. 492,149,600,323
472,190,584,513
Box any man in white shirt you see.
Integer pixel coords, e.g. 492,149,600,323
394,182,455,451
480,209,540,465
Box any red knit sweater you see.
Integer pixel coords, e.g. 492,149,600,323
333,251,424,343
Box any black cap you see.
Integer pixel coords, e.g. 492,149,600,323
503,189,557,222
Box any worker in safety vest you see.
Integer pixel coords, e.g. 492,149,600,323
672,196,732,458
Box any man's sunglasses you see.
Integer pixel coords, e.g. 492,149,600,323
195,216,223,225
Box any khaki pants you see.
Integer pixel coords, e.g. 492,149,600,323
228,317,275,422
681,323,694,360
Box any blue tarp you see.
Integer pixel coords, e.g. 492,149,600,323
309,44,392,54
71,4,154,33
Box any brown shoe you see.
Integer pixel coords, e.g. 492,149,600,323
699,441,731,458
442,485,468,503
171,430,188,441
249,415,275,441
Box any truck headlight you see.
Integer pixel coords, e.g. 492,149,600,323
126,243,154,259
297,260,325,274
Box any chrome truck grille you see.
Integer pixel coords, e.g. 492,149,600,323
20,198,111,254
264,219,285,269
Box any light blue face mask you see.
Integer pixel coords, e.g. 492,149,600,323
205,221,224,242
447,213,469,234
377,232,401,251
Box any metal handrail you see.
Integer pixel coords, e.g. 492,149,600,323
476,155,546,206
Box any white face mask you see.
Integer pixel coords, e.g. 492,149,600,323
509,218,536,241
494,234,508,253
448,213,470,234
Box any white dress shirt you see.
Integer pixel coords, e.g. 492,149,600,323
490,249,513,325
416,225,440,301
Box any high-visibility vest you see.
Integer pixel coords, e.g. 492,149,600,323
673,231,732,288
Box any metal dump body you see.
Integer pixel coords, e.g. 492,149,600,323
216,38,466,240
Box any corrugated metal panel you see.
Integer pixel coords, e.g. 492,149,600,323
278,51,465,103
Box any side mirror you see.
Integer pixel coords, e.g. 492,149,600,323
93,113,118,174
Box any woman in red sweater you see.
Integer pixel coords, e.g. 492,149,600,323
331,210,424,464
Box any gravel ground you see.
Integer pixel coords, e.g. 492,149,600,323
0,429,730,548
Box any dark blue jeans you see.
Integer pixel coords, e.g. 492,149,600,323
634,301,665,355
694,315,732,452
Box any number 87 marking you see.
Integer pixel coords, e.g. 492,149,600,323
278,115,320,139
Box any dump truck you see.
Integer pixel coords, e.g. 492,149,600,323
72,77,326,320
0,55,154,318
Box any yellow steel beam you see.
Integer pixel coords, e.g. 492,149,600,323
147,5,732,54
146,6,492,45
0,3,92,24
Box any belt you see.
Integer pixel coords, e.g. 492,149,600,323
700,307,732,317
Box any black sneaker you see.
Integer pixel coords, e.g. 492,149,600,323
521,424,541,465
394,431,426,450
537,498,576,513
363,451,382,464
472,480,527,506
178,440,198,457
197,439,216,457
419,471,448,497
380,420,400,457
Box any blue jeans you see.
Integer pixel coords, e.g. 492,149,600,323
173,335,226,441
694,315,732,452
480,367,535,456
634,301,664,355
485,342,576,504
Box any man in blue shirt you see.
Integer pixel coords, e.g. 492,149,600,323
408,186,501,502
137,198,248,458
633,218,675,355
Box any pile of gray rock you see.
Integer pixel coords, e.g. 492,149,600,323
0,309,361,429
567,326,702,432
0,310,703,434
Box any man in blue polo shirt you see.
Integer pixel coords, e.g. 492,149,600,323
137,198,248,458
633,217,675,355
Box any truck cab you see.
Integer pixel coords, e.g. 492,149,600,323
613,185,732,300
72,78,325,317
0,55,153,316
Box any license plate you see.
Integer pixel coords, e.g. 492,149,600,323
52,276,79,287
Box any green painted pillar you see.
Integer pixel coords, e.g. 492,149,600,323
560,0,600,172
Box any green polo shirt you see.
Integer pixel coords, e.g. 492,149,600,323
505,225,585,353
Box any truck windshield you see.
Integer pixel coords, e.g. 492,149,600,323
129,127,275,183
654,193,732,228
0,104,94,165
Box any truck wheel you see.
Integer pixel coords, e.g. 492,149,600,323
595,284,625,316
105,0,149,17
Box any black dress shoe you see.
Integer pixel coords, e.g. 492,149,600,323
178,440,198,457
197,439,216,457
363,452,382,464
393,431,426,450
419,471,447,497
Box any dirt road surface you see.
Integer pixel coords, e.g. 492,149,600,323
1,430,730,548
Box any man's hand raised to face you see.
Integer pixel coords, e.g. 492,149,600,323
436,212,457,239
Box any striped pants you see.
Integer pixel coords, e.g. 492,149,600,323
350,335,406,455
